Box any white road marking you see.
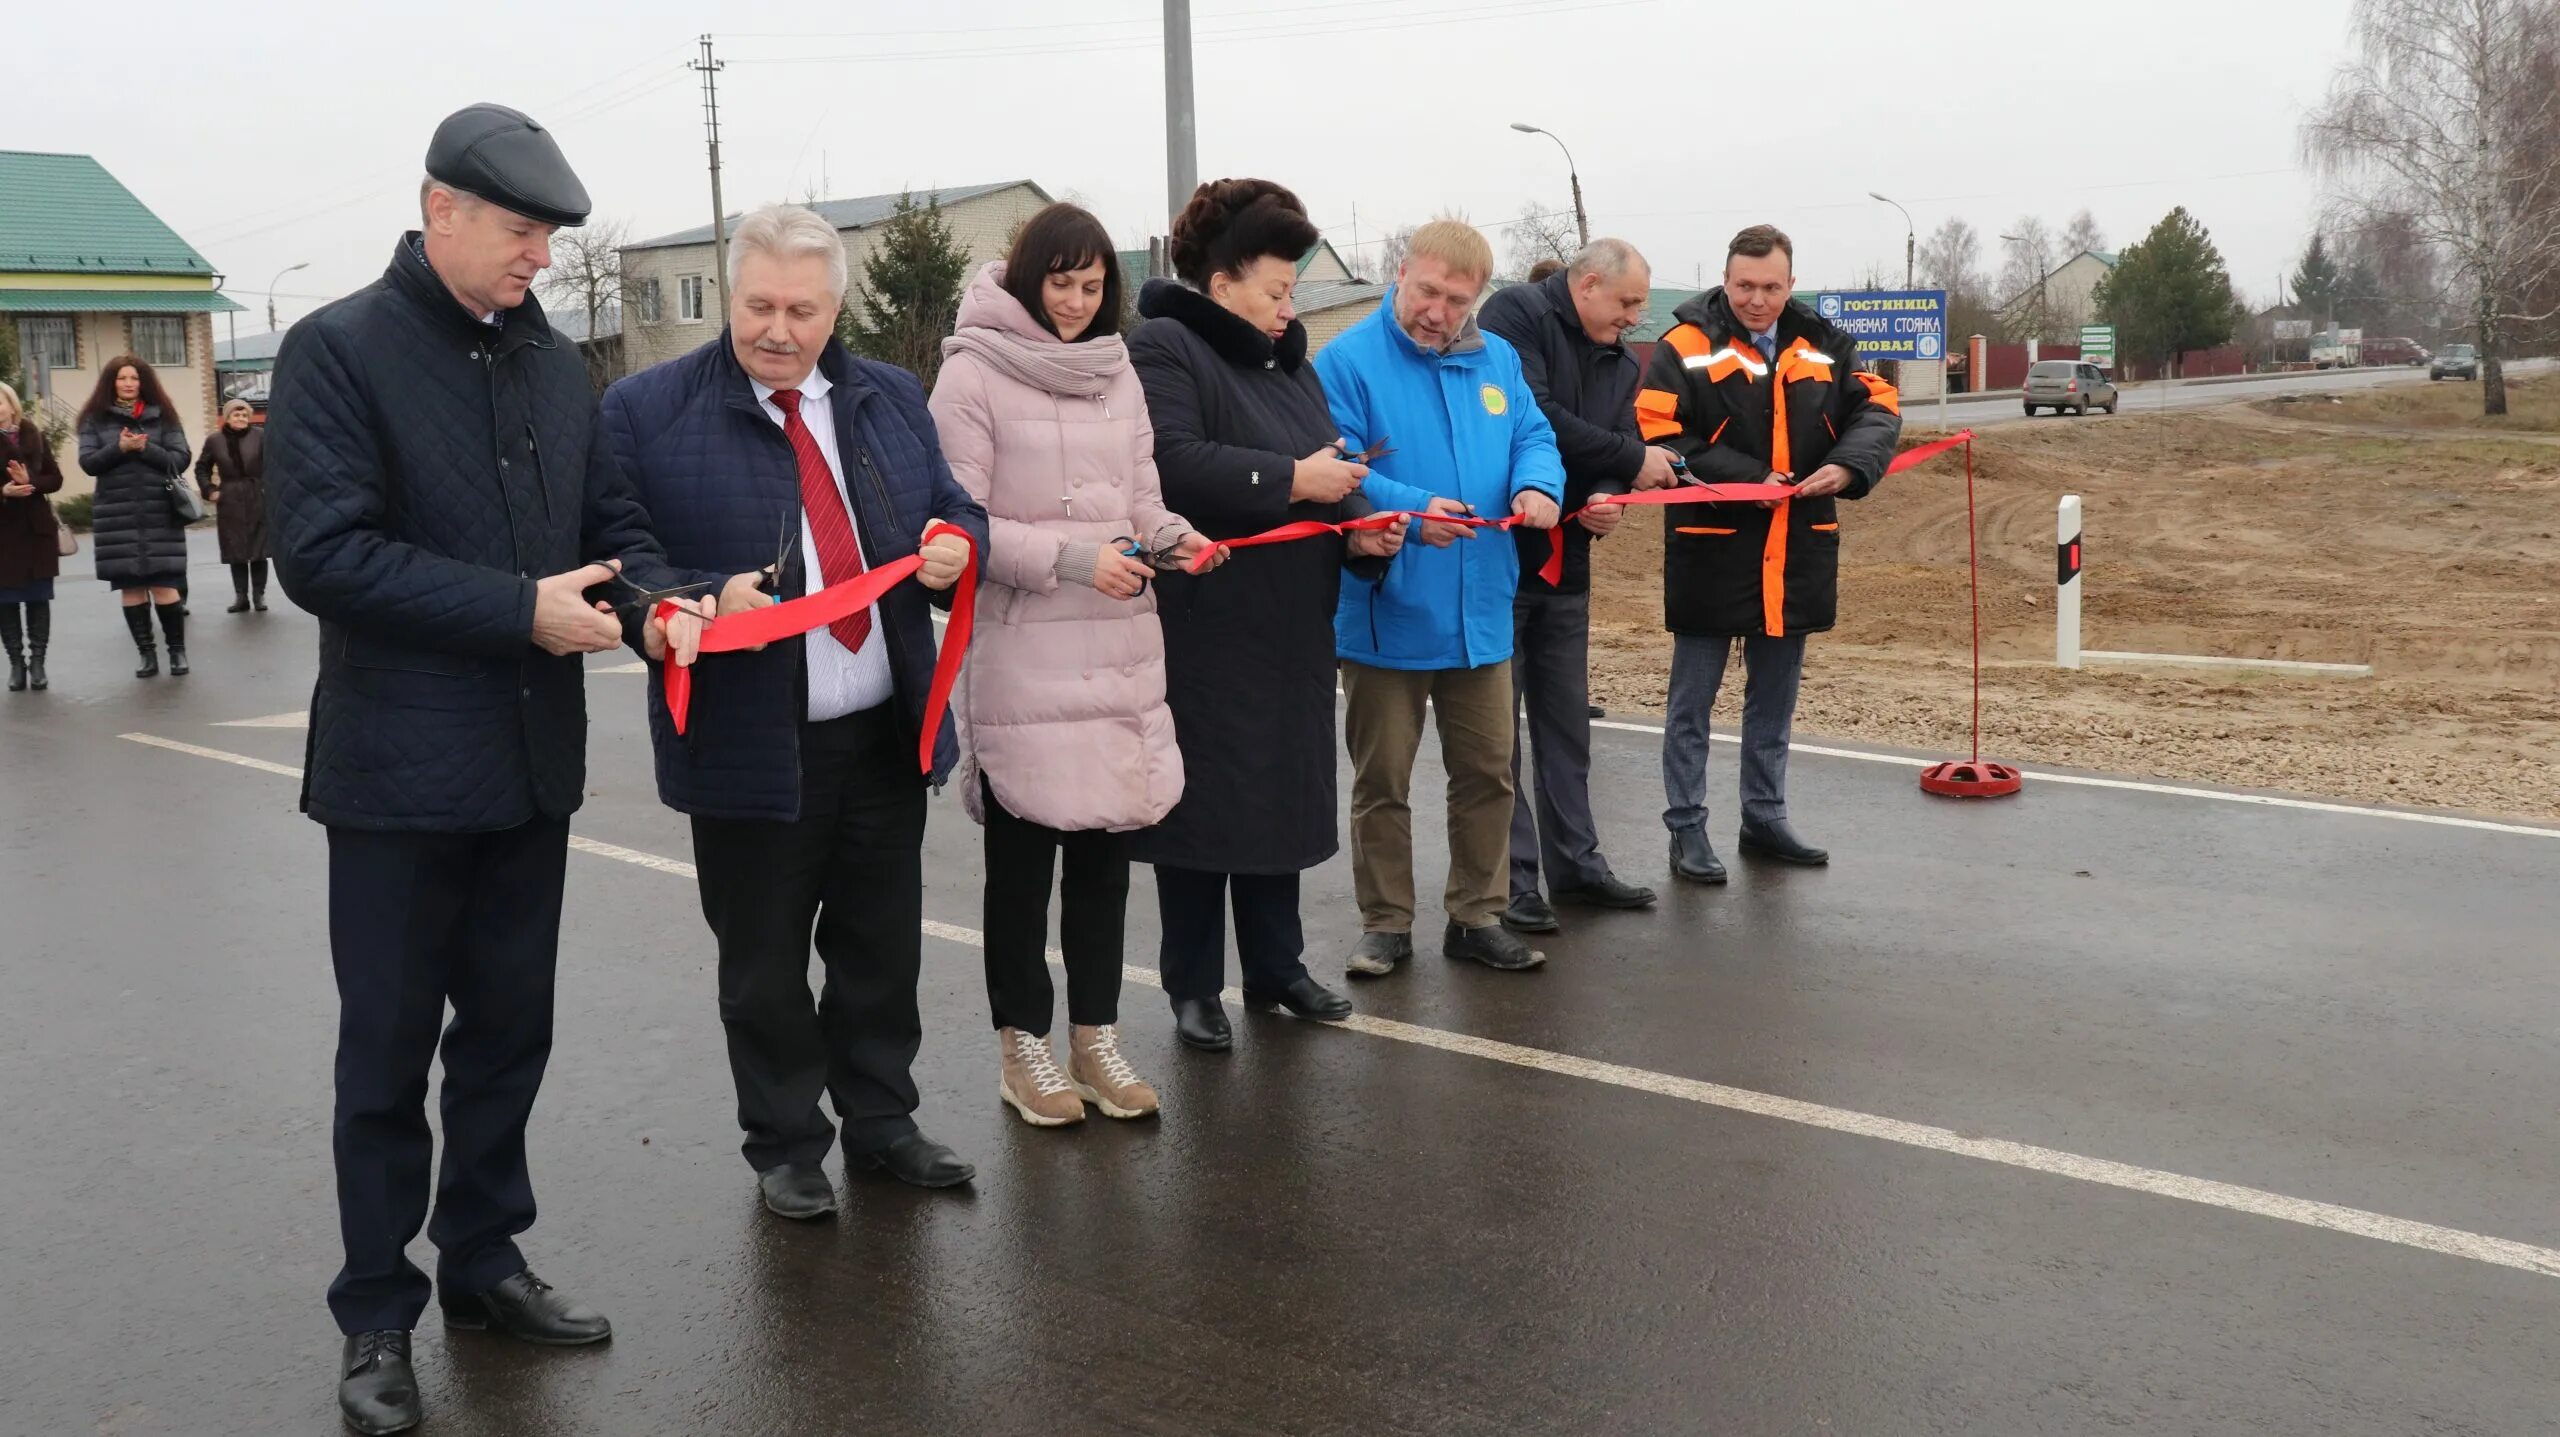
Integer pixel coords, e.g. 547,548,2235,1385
592,660,650,675
1587,719,2560,840
212,711,311,729
110,728,2560,1283
2084,650,2375,677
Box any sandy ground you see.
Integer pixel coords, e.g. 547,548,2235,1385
1586,376,2560,823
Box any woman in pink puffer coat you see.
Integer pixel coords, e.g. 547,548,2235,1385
928,203,1226,1131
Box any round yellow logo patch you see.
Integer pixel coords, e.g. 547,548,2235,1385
1480,384,1507,416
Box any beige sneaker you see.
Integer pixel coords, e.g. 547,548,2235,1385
998,1028,1086,1127
1069,1025,1160,1119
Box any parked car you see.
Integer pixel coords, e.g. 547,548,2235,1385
2363,336,2429,367
2430,343,2479,381
2023,359,2119,416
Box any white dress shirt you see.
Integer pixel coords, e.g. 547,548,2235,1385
750,369,896,720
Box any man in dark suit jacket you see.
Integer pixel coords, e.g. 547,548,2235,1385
600,204,987,1224
268,104,716,1436
1477,241,1678,935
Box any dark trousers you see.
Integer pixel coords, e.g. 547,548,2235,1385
690,705,926,1171
1509,588,1608,900
1155,865,1310,1002
982,776,1127,1034
327,814,569,1335
229,559,268,597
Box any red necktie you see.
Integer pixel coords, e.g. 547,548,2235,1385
770,388,871,653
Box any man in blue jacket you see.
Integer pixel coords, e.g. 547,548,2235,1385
1318,220,1566,976
601,205,986,1222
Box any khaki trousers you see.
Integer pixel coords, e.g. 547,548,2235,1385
1341,659,1517,932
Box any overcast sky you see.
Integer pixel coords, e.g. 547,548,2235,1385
21,0,2364,335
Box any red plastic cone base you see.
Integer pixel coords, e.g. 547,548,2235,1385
1919,760,2024,798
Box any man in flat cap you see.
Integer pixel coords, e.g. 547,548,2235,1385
267,102,725,1436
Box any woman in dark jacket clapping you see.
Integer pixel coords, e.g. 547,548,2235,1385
0,382,65,692
196,399,271,612
1127,178,1407,1052
79,355,195,677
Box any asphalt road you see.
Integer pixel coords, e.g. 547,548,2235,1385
3,535,2555,1435
1923,359,2549,430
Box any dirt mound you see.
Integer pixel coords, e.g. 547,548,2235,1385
1587,405,2560,821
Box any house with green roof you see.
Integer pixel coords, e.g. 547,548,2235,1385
2,150,242,486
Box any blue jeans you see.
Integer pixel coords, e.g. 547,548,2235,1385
1661,633,1806,833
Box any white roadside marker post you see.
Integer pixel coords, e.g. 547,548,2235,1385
2057,494,2083,668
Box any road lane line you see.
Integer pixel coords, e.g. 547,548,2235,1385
117,730,2560,1282
1587,719,2560,840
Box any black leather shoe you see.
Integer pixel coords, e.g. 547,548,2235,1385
757,1161,837,1220
1587,702,1606,718
167,646,190,677
1171,995,1233,1051
1739,818,1829,866
440,1268,612,1346
253,595,270,612
1669,828,1727,884
1554,873,1657,909
1343,931,1413,978
850,1131,976,1189
1499,893,1560,933
134,644,157,679
338,1330,419,1435
227,596,250,613
1443,920,1545,971
1243,975,1352,1021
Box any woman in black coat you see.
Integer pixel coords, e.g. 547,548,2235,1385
0,382,65,692
1127,178,1407,1052
78,355,196,677
196,398,271,612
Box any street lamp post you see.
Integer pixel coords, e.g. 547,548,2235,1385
1509,122,1588,249
1870,191,1914,288
266,261,310,334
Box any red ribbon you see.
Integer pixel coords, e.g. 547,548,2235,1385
656,520,978,775
1183,429,1980,586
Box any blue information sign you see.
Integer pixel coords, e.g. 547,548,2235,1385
1810,289,1948,362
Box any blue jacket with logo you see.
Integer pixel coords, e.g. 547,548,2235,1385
1316,293,1565,671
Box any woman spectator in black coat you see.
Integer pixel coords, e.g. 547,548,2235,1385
0,381,65,691
196,398,271,612
78,355,195,677
1126,178,1406,1053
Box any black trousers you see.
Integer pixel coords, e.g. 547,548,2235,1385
327,814,569,1335
1154,865,1310,1002
690,705,926,1171
982,776,1127,1034
229,559,268,596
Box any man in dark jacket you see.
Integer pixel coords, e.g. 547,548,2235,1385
1635,224,1901,882
1478,239,1678,934
267,104,713,1437
599,204,986,1223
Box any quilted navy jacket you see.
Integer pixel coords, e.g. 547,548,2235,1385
266,235,706,833
599,334,988,821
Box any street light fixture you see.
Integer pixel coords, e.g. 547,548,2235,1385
1869,191,1914,288
267,261,310,334
1510,121,1589,249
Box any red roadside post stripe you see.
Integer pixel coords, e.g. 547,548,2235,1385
657,521,978,775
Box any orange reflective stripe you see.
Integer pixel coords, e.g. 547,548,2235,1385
1761,498,1790,637
1662,323,1711,361
1675,526,1738,535
1855,370,1903,415
1809,522,1839,531
1635,387,1681,440
1708,418,1728,444
1769,362,1792,477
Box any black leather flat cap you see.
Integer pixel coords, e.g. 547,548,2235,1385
425,102,592,227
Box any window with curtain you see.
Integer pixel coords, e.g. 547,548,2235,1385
632,277,661,325
678,274,705,323
17,316,76,372
131,315,188,368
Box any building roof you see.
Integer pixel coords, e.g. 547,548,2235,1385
0,288,241,314
214,328,291,370
627,180,1050,252
1292,279,1382,316
0,151,219,276
547,302,622,344
1118,241,1354,292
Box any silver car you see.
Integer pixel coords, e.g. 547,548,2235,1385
2024,359,2119,416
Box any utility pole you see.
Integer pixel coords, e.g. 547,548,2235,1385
691,34,731,296
1163,0,1198,226
1510,123,1588,247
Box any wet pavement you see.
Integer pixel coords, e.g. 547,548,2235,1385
5,534,2557,1435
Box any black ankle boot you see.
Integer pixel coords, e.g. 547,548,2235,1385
156,601,188,677
26,645,46,691
28,604,51,691
0,607,20,691
123,604,158,678
4,650,22,692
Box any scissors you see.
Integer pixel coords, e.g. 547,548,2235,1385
604,572,721,617
752,514,796,595
1333,435,1396,464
